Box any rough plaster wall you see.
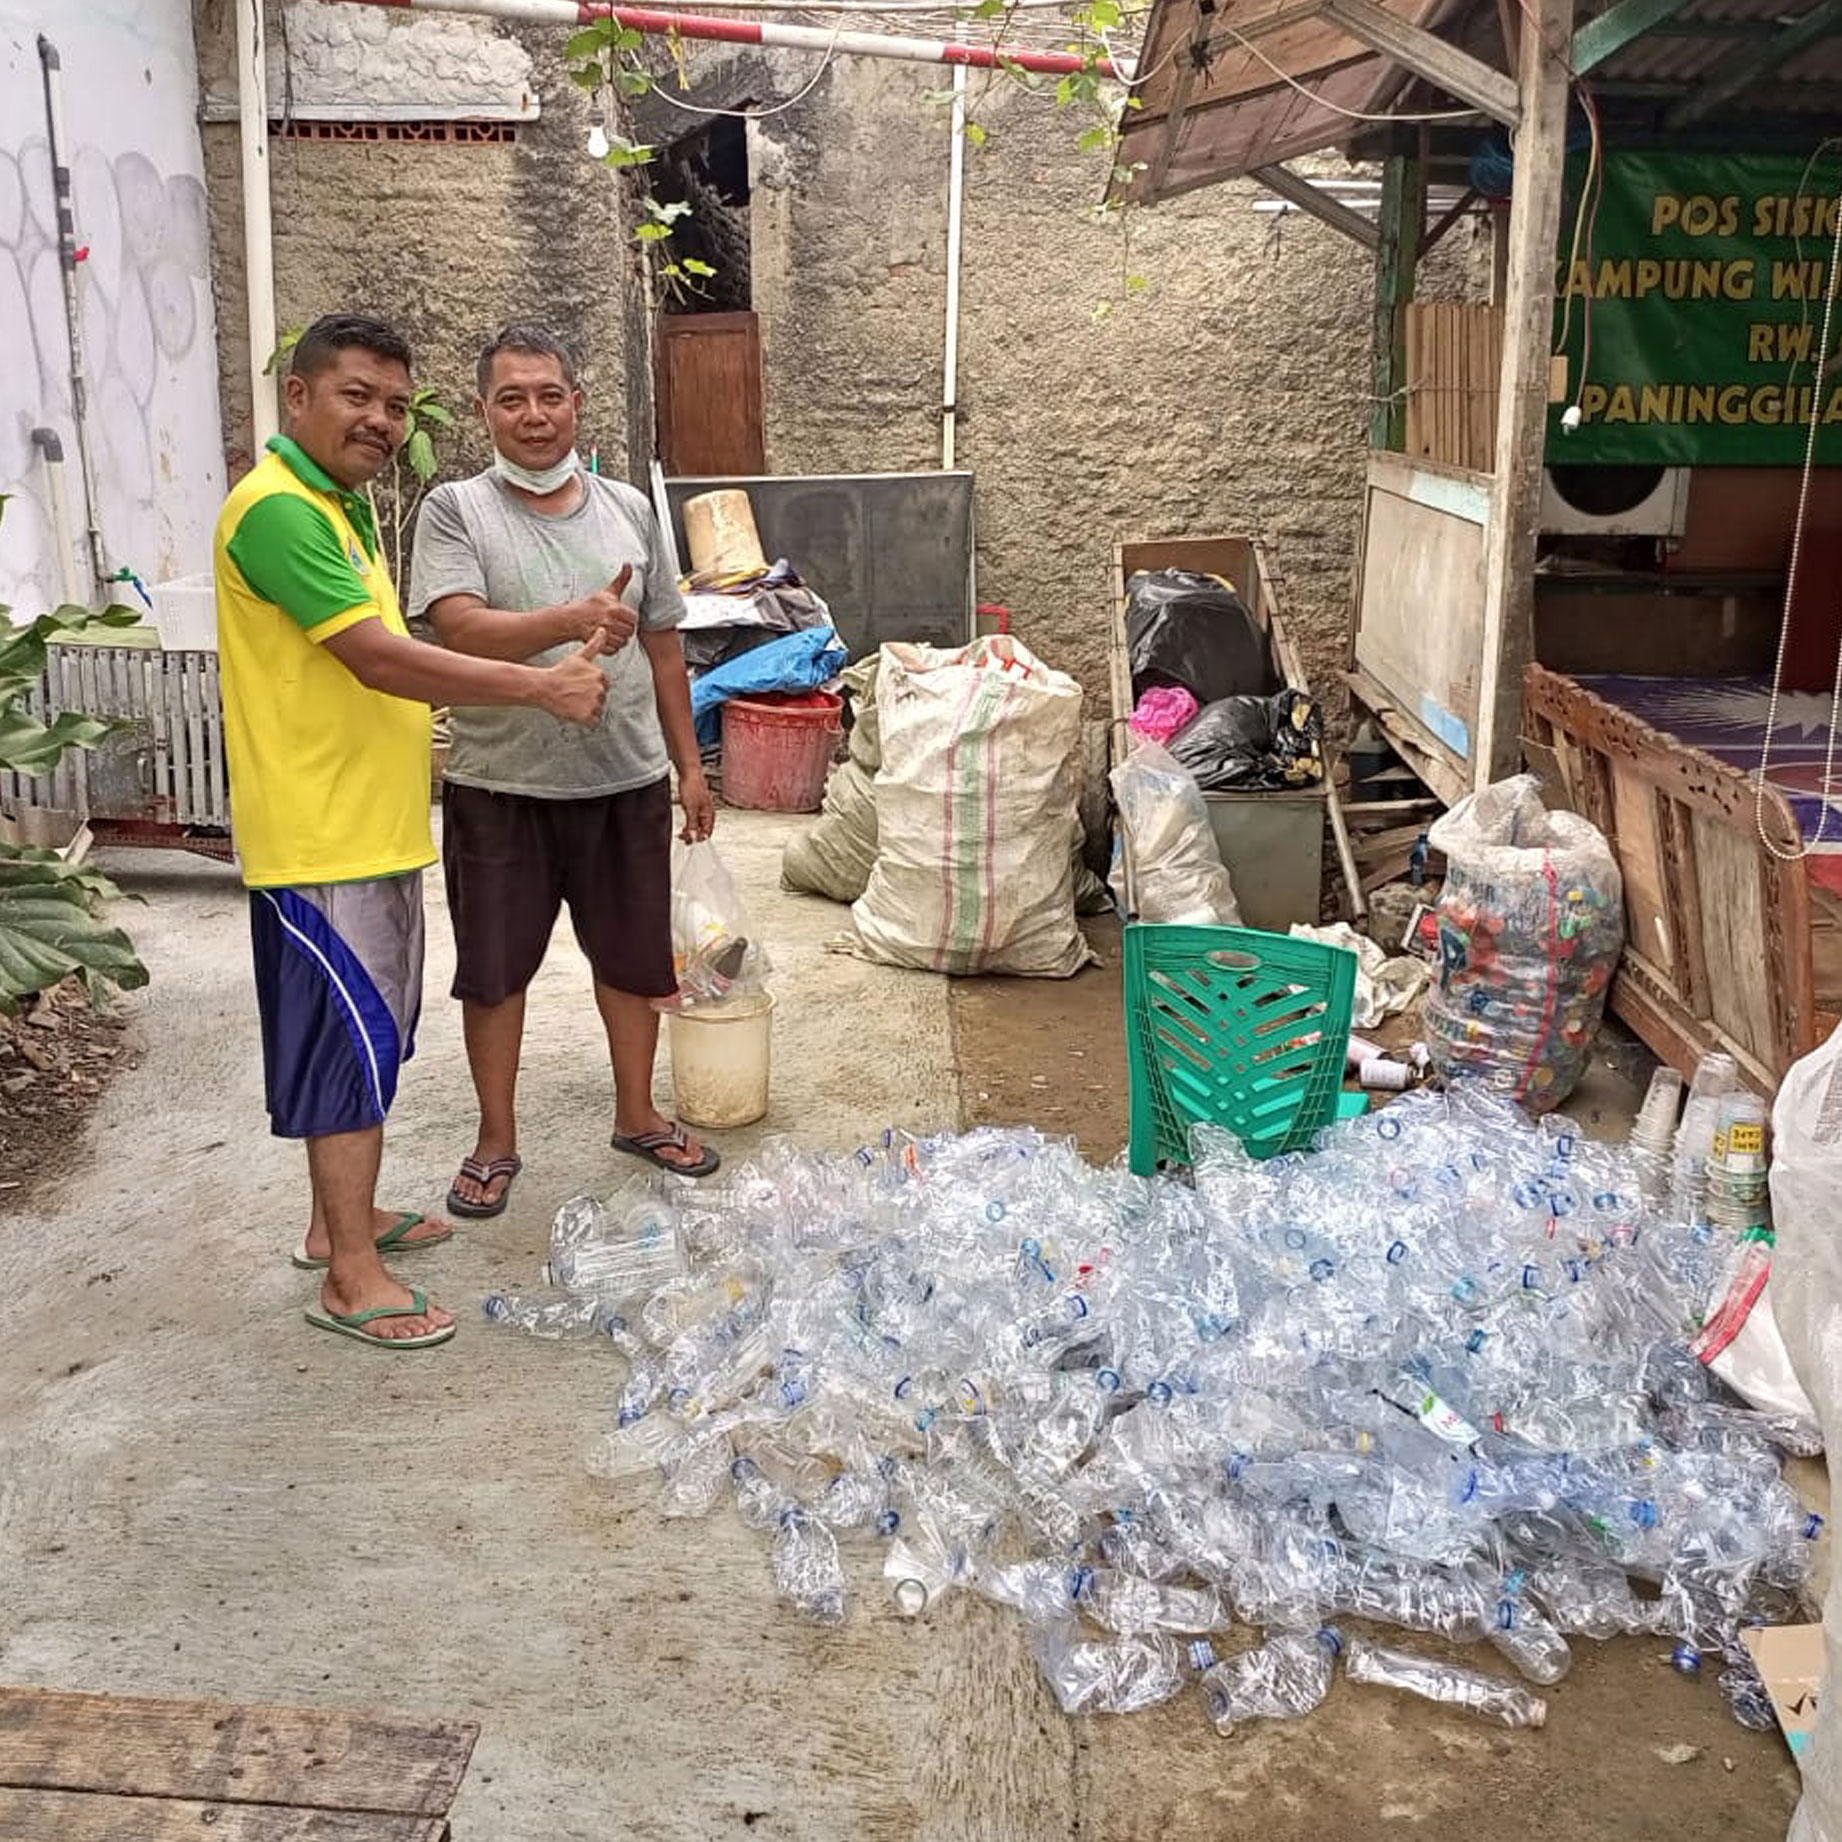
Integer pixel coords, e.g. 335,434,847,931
0,0,225,615
196,3,643,496
703,52,1373,708
192,1,536,121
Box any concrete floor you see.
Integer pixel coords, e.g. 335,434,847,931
0,809,1808,1839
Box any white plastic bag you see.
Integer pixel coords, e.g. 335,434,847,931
1692,1232,1819,1432
1108,740,1242,927
850,637,1093,977
666,840,767,1011
1771,1021,1842,1840
1426,774,1624,1113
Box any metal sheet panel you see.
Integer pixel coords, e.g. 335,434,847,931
665,472,976,660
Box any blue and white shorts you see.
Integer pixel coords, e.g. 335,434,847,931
248,873,424,1140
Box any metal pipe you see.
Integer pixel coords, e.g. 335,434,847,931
318,0,1117,77
30,428,88,609
36,35,107,601
237,0,281,449
941,62,966,471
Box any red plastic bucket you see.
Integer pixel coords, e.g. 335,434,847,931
720,690,844,812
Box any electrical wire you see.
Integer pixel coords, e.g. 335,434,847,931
1213,19,1482,124
1754,144,1842,862
636,24,845,116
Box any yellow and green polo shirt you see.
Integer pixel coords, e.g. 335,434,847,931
214,436,434,889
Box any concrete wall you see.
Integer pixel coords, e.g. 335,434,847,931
637,55,1383,705
0,0,225,617
194,0,643,500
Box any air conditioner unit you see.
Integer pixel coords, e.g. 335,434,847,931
1540,464,1690,538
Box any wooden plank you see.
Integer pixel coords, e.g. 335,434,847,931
1654,790,1711,1019
1610,763,1669,977
1370,152,1424,452
1692,811,1775,1066
1612,959,1776,1097
0,1788,446,1842
1473,0,1575,790
1344,797,1441,823
0,1690,478,1819
1812,883,1842,1012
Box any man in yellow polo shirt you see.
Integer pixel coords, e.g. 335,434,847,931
216,313,627,1351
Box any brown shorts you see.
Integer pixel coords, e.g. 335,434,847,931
442,779,676,1005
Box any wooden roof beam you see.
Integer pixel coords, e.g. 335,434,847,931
1666,0,1842,127
1320,0,1520,122
1571,0,1696,73
1251,161,1383,245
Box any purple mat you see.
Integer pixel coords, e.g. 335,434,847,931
1575,675,1842,880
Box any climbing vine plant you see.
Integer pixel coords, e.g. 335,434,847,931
563,1,1150,311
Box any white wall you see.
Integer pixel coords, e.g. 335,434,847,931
0,0,225,617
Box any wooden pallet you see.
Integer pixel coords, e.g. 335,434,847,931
0,1687,480,1840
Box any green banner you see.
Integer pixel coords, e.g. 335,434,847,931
1547,150,1842,466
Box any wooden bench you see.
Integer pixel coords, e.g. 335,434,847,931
0,1687,480,1840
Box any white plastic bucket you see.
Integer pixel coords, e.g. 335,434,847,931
667,992,774,1129
149,573,217,651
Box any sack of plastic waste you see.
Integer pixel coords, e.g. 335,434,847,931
850,637,1093,977
1425,774,1623,1112
1770,1021,1842,1842
1109,740,1242,925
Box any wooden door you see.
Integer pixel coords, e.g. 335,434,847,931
656,312,765,476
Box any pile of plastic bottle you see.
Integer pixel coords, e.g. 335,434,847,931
484,1086,1821,1737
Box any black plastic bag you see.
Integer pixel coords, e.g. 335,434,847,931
1169,689,1324,791
1125,570,1278,706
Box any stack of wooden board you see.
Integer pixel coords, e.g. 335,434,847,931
0,1686,480,1839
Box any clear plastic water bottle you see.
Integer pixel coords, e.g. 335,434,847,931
1343,1636,1548,1728
772,1507,846,1624
482,1292,623,1340
1198,1628,1342,1734
1033,1618,1184,1715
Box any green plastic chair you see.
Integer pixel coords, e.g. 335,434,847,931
1124,922,1362,1174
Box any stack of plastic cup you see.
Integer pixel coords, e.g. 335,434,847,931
1628,1066,1683,1204
1705,1090,1771,1232
1671,1052,1737,1225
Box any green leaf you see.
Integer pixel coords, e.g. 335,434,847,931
416,399,456,429
1126,272,1148,291
1078,124,1111,153
404,429,438,485
1089,0,1122,26
1056,73,1077,106
964,121,988,148
612,27,644,52
565,24,613,60
0,707,119,775
568,65,605,90
974,0,1008,16
603,138,656,169
634,221,673,242
0,852,148,1014
618,68,653,97
682,258,717,277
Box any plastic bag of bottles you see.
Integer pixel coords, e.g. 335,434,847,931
1108,740,1242,925
1426,775,1624,1113
660,840,769,1013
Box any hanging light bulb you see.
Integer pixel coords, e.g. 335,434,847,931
586,114,611,161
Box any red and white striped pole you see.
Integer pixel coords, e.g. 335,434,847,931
317,0,1117,78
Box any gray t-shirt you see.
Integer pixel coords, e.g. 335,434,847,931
410,470,688,799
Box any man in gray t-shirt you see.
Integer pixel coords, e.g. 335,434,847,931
410,324,720,1214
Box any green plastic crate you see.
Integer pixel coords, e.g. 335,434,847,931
1125,923,1360,1173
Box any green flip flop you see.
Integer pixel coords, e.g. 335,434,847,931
290,1211,453,1271
304,1288,456,1351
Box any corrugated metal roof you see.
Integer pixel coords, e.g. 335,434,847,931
1121,0,1842,202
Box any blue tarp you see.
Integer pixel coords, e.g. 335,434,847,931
690,625,849,749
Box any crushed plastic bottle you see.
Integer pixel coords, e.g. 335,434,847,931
493,1096,1810,1738
1199,1628,1342,1733
1344,1636,1549,1728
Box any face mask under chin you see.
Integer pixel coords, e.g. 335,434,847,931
493,446,583,495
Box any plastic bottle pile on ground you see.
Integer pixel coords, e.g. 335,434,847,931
485,1088,1822,1736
